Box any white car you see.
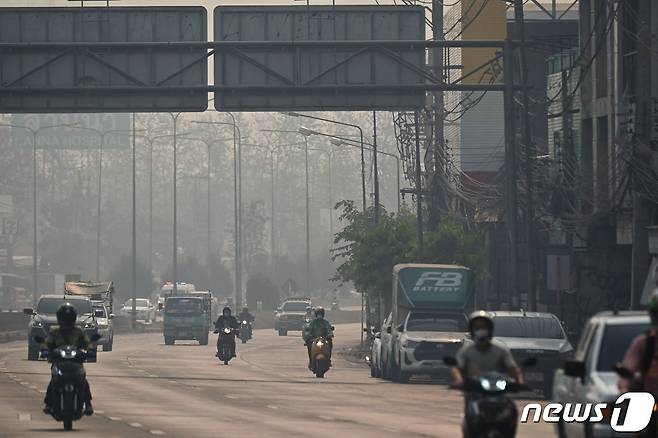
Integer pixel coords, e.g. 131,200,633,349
121,298,155,322
366,328,382,378
93,304,114,351
380,312,395,380
552,311,650,438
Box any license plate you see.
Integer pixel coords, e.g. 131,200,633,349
525,372,544,382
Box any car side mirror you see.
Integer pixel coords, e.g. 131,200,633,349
563,360,586,379
386,326,391,334
108,314,115,320
23,308,34,315
331,326,335,330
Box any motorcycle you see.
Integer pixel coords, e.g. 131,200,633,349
443,356,535,438
238,320,252,344
214,327,238,365
310,335,333,378
331,300,339,311
35,333,101,431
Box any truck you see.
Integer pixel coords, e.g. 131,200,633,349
384,264,472,383
64,281,115,351
160,285,213,346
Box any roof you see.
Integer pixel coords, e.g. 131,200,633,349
393,263,470,273
65,281,113,295
41,294,89,300
589,311,650,325
489,310,558,319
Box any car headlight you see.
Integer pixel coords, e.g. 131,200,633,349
402,339,420,349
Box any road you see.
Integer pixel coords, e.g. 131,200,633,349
0,324,555,437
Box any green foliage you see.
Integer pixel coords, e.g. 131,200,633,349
246,274,280,310
331,200,486,301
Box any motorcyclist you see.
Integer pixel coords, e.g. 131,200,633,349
42,303,94,416
214,306,240,358
619,289,658,436
452,311,523,387
304,306,314,321
303,307,333,370
237,307,255,324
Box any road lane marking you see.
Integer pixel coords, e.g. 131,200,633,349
95,410,105,415
150,430,165,435
148,374,158,378
266,405,278,410
38,390,46,394
225,395,239,399
18,413,31,421
130,422,143,428
108,416,123,421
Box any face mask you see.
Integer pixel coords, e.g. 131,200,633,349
316,315,324,320
473,329,491,344
223,312,230,317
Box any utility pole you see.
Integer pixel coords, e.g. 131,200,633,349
131,113,137,330
372,111,380,222
513,0,537,311
503,39,519,308
429,0,445,230
414,111,424,260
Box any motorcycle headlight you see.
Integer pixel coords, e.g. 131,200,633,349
402,339,419,349
479,377,492,391
32,321,44,328
223,328,231,334
316,340,325,348
495,379,507,391
60,350,77,359
242,320,247,324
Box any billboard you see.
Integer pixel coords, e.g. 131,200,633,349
460,0,506,85
0,7,208,113
395,264,472,310
10,113,131,150
214,6,426,111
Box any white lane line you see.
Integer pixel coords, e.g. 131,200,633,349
148,374,158,378
150,430,166,435
38,390,46,394
130,422,143,428
108,416,123,421
95,410,105,415
18,413,31,421
266,405,278,410
225,395,239,399
29,385,38,390
167,380,177,384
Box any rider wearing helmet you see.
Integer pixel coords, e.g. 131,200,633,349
43,303,94,415
303,307,333,369
452,311,523,388
214,307,240,358
237,306,255,324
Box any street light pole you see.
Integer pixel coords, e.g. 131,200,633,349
0,122,77,306
192,119,242,307
169,113,182,297
280,112,367,212
304,135,311,296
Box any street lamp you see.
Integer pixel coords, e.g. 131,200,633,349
191,118,243,307
280,112,367,212
73,126,137,280
0,122,77,306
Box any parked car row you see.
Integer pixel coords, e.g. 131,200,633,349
368,309,573,396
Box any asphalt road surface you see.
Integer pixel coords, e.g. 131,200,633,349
0,324,555,437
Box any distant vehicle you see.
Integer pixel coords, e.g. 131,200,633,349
387,264,472,383
92,304,114,352
65,281,114,314
121,298,155,322
489,310,573,397
24,295,99,362
162,296,210,345
366,328,382,378
274,297,312,336
380,312,394,380
160,282,195,295
553,311,649,438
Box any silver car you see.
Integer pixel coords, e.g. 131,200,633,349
93,304,114,352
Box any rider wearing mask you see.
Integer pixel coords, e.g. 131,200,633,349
237,307,255,324
303,307,333,369
43,303,94,416
214,307,240,357
619,289,658,435
452,311,523,388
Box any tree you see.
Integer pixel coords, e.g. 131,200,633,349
246,274,279,310
332,200,486,316
107,255,155,303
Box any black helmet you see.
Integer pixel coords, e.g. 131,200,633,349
648,290,658,324
468,310,494,335
222,306,231,315
314,306,325,318
57,303,77,329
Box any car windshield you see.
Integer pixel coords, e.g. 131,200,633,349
283,302,309,312
165,298,202,314
125,299,149,308
93,306,107,318
597,323,650,371
37,298,92,315
493,316,565,339
406,313,467,332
